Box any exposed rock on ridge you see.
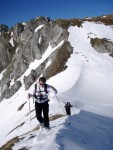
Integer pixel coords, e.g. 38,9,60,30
0,17,70,101
0,15,113,101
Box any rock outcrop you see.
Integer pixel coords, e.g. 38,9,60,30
0,15,113,101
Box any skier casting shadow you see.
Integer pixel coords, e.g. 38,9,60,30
64,102,73,115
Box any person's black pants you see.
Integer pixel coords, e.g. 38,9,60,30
66,109,71,115
35,101,49,127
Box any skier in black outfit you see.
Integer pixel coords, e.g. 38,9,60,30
28,77,57,129
64,102,73,115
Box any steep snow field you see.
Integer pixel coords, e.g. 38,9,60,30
0,21,113,150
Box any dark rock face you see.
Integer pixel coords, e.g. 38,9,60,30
0,16,113,101
0,81,22,101
0,17,70,101
91,38,113,56
0,24,9,33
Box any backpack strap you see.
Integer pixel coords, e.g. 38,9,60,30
44,84,48,93
33,83,48,101
34,83,48,94
35,84,37,93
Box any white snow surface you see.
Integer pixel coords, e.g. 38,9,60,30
9,38,14,47
34,25,44,32
0,21,113,150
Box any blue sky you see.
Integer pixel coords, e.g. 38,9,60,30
0,0,113,27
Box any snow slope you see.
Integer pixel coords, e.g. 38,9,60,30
59,22,113,118
0,21,113,150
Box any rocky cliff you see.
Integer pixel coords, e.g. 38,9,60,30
0,15,113,101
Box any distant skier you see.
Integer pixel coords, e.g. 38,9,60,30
64,102,73,115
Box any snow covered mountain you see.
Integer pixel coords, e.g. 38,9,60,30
0,15,113,150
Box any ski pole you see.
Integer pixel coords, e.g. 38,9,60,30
72,107,74,115
55,94,71,125
67,116,70,124
55,94,65,115
28,94,32,132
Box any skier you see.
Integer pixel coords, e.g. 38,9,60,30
28,77,57,129
64,102,73,115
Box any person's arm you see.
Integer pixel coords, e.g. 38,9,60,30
51,85,58,94
47,85,58,94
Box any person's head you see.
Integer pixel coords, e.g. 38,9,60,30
39,77,46,86
67,102,70,104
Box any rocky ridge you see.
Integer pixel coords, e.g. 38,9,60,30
0,15,113,101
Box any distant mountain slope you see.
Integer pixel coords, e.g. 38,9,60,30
0,15,113,149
